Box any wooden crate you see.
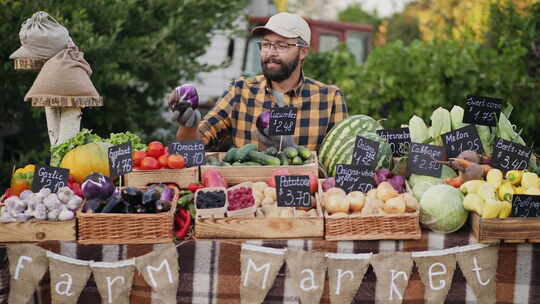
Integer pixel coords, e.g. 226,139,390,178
0,194,76,242
195,196,324,239
202,152,318,185
124,167,198,188
470,213,540,243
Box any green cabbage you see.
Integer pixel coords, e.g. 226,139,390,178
419,184,468,233
409,165,457,201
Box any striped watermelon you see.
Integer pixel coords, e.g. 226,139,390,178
319,115,385,173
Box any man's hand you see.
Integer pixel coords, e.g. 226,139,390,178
256,128,295,149
169,85,201,127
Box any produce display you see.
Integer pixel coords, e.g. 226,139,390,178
132,141,186,170
227,186,255,211
196,190,226,209
207,144,315,166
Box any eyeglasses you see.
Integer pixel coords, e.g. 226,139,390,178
256,40,307,53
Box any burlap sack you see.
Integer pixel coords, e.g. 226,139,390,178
240,244,285,304
286,249,327,304
135,244,179,304
326,253,371,304
47,251,92,304
24,48,102,106
413,251,457,304
91,260,136,304
456,245,499,304
7,244,48,304
371,252,413,304
10,11,73,59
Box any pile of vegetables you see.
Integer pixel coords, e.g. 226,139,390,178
419,184,468,233
207,144,315,166
1,187,81,222
132,141,186,170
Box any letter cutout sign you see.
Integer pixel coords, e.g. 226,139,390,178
326,253,371,304
91,260,135,304
286,250,327,304
47,252,92,304
371,252,413,304
456,246,499,304
135,245,179,304
7,245,49,304
413,253,457,303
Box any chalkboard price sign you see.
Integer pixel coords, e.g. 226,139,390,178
108,142,133,177
352,136,379,169
275,175,311,207
407,143,445,177
463,95,503,127
441,125,484,159
335,164,375,193
168,140,206,167
376,128,411,157
31,165,69,193
511,194,540,217
268,107,297,136
491,137,532,172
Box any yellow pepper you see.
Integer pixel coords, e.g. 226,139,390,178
514,186,525,194
505,170,523,185
497,181,514,201
483,198,503,219
522,172,540,189
498,201,512,219
463,193,484,216
486,169,503,188
460,180,486,195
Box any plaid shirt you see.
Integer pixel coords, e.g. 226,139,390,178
199,74,348,151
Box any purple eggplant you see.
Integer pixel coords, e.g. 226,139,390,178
121,187,143,206
82,173,115,200
155,200,172,212
101,195,127,213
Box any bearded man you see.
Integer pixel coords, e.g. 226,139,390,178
170,12,348,151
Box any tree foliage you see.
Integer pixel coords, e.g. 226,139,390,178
0,0,247,191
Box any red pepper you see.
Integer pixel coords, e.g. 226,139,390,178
175,208,191,239
3,188,13,199
187,183,205,193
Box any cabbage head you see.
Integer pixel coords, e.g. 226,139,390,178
409,165,457,200
419,184,468,233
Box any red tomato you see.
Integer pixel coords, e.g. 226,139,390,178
146,141,165,158
140,156,160,170
158,154,169,168
167,154,185,169
133,151,147,167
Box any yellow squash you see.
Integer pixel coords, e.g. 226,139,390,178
60,142,112,183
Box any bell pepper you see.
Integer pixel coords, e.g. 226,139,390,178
175,208,191,239
187,183,205,193
10,164,35,195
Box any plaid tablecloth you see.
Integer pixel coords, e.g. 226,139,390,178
0,227,539,303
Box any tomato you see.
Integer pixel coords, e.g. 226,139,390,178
140,156,160,170
167,154,185,169
133,151,147,167
146,141,165,158
158,154,169,168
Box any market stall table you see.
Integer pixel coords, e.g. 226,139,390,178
0,227,538,304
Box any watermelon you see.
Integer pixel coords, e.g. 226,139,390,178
319,115,383,168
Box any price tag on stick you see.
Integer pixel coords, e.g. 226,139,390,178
31,165,69,193
463,95,503,127
441,125,484,159
269,107,297,136
352,136,379,169
377,128,411,157
168,140,207,167
335,164,375,194
407,143,445,178
108,142,133,177
275,175,311,207
512,194,540,217
491,137,531,173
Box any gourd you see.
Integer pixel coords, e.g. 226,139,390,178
60,142,112,183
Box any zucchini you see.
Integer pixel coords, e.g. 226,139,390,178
284,147,298,159
277,152,289,165
223,147,238,163
291,156,303,165
248,151,281,166
234,144,257,162
297,146,312,160
265,147,278,156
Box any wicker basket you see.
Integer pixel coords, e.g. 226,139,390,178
77,186,179,244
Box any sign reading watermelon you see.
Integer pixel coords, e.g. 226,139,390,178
463,95,503,127
335,164,375,193
269,106,297,136
376,128,410,157
352,136,379,169
407,143,445,178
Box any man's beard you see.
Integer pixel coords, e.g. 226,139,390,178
261,54,300,82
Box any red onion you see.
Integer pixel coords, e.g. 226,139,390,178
176,84,199,109
256,111,270,133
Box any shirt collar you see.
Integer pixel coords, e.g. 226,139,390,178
263,71,306,97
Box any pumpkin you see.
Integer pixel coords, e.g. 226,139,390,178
60,142,112,183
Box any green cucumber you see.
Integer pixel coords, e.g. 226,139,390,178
234,144,257,162
207,156,221,166
297,146,312,160
277,152,289,165
223,147,238,163
242,161,262,166
248,151,281,166
232,161,243,166
291,156,303,165
283,147,298,159
265,147,278,156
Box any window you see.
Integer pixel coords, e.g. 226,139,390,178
318,34,340,52
244,37,262,76
346,31,368,65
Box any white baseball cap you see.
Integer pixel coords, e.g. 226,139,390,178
251,12,311,46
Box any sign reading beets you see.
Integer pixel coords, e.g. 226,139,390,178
491,137,532,173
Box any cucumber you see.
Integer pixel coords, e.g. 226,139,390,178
221,162,232,166
265,147,278,156
223,147,238,163
291,156,303,165
277,152,289,165
232,161,243,166
248,151,281,166
297,146,312,160
242,161,262,166
207,157,221,166
284,147,298,159
234,144,257,162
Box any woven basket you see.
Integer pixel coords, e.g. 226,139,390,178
77,186,179,244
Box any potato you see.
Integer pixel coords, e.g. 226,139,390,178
376,182,399,202
401,193,419,212
383,196,406,214
347,191,365,212
261,197,275,206
263,187,277,200
252,182,268,192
